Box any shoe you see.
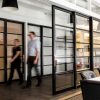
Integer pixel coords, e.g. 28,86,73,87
36,80,42,87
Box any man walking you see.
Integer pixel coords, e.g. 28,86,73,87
24,31,41,88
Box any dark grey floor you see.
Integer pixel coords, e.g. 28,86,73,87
0,75,82,100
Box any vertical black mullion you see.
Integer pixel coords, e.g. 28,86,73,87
40,26,43,77
89,17,93,71
72,12,77,88
22,23,25,75
4,20,7,83
65,35,67,71
52,5,56,95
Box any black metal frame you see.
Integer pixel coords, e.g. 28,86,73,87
52,4,99,94
52,5,76,95
92,17,100,71
0,18,24,83
28,23,52,77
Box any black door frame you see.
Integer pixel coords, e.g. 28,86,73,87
28,23,52,77
52,5,76,95
0,18,25,83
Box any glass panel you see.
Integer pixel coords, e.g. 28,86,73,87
56,63,65,73
0,33,4,44
93,45,100,56
76,44,90,57
76,72,82,86
76,30,89,43
55,49,66,58
55,10,73,27
66,48,73,57
43,37,52,46
28,26,40,36
56,71,74,91
67,43,73,48
93,20,100,32
76,15,89,30
7,22,22,34
43,28,52,37
7,34,22,45
0,58,4,69
7,57,11,68
93,20,100,69
43,65,52,75
43,47,52,55
93,32,100,44
43,56,52,65
76,57,90,70
66,58,73,63
0,21,4,32
54,9,74,92
67,63,73,71
0,45,4,57
94,57,100,68
0,70,4,82
7,46,13,57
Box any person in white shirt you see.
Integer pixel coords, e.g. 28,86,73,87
24,31,41,88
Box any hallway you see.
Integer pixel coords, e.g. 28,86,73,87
0,77,82,100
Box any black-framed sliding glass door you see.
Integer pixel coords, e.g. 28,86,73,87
43,27,52,75
7,22,24,81
52,6,75,94
0,19,24,83
0,20,5,82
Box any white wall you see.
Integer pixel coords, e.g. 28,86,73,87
0,6,52,26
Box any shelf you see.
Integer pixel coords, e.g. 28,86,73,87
77,68,90,72
76,28,89,32
76,42,89,44
93,31,100,34
94,67,100,69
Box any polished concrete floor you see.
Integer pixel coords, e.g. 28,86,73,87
0,75,82,100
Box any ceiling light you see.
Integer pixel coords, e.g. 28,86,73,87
2,0,18,11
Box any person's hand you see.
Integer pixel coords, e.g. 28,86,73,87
10,59,14,63
34,59,37,64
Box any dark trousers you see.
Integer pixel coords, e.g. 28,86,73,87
27,56,41,85
8,61,23,83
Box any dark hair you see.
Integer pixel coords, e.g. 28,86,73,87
14,39,20,42
29,31,36,36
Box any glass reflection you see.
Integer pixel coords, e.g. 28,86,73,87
0,34,4,44
0,71,4,82
76,30,89,43
76,15,89,30
7,22,22,34
0,21,4,32
7,34,22,45
55,10,73,27
0,58,4,69
28,26,40,36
